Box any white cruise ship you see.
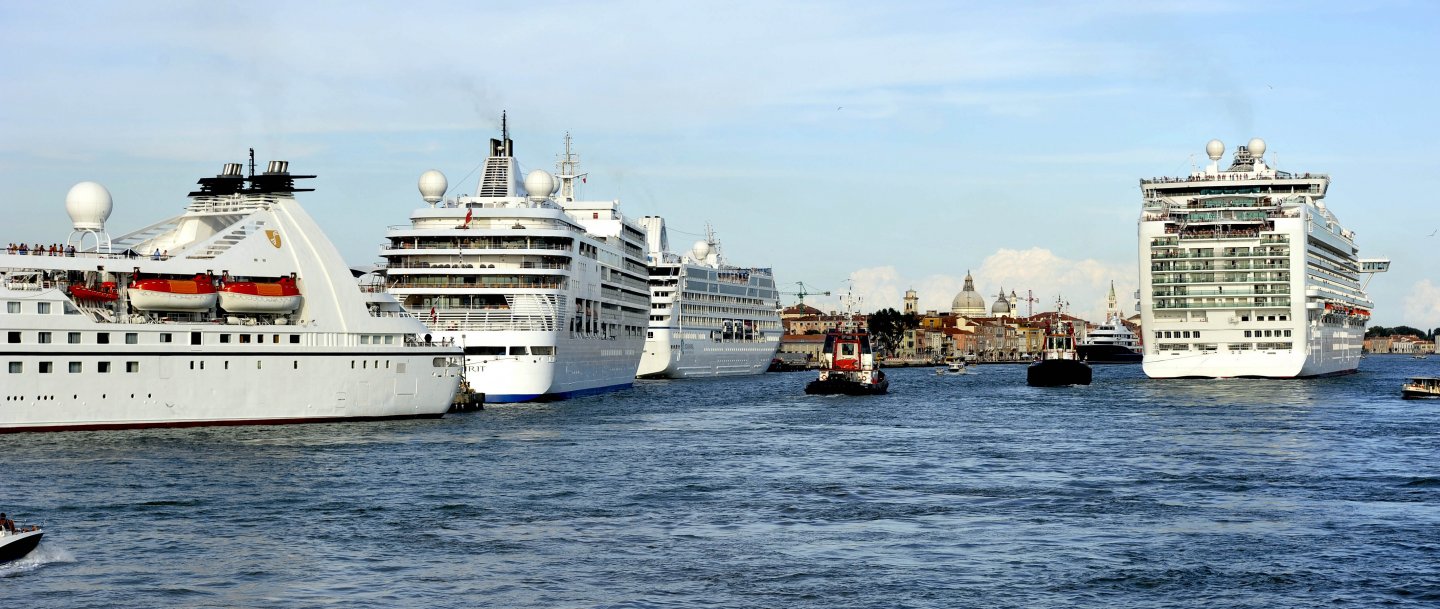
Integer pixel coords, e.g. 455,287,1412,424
381,119,649,402
1,155,463,433
635,219,781,378
1138,138,1389,378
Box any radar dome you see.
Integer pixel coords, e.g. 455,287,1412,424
418,170,447,204
523,170,555,201
1205,139,1225,161
690,240,711,260
1247,138,1266,159
65,181,113,231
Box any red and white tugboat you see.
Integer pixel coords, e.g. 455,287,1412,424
805,328,889,395
1027,307,1092,387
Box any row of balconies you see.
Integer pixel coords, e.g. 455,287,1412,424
1153,298,1292,309
1150,247,1289,260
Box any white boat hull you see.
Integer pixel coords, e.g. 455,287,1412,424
219,292,303,313
638,328,779,378
128,289,217,312
443,329,643,402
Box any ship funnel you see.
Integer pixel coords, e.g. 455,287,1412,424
222,163,243,177
265,160,291,175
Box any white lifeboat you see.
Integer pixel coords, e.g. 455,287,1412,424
219,277,302,313
129,275,217,311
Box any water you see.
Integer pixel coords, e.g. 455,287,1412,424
5,357,1439,608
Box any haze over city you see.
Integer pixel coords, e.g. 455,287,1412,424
2,1,1436,325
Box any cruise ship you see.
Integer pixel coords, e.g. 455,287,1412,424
1,155,463,432
381,119,650,401
635,219,781,378
1137,138,1389,378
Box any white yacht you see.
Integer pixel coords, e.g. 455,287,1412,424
635,219,781,378
1138,138,1389,378
0,155,463,433
1077,281,1142,364
381,119,649,402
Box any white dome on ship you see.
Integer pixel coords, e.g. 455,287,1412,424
523,170,555,200
1206,139,1225,161
1248,137,1266,158
65,181,112,231
690,240,711,260
418,170,447,204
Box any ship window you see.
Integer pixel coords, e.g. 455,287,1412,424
69,362,81,373
255,334,263,343
189,361,194,370
191,332,202,345
1244,331,1252,337
256,361,262,370
8,362,20,373
1284,330,1292,337
5,302,17,314
38,332,51,344
291,335,301,344
123,333,134,344
273,334,280,344
293,361,299,370
98,362,110,373
360,335,369,345
68,332,81,344
37,302,51,314
39,362,52,373
532,346,554,355
362,361,367,369
464,346,505,356
509,346,528,355
240,334,251,344
1193,331,1200,339
224,361,228,370
382,335,392,344
160,333,173,343
1240,316,1249,321
220,334,231,343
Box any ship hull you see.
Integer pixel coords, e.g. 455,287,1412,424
444,329,643,403
0,530,42,563
1077,344,1143,364
1027,359,1092,387
0,348,461,433
638,328,779,378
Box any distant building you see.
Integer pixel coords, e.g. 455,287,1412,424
950,271,987,317
903,288,918,316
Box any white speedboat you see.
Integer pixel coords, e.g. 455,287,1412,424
0,528,43,564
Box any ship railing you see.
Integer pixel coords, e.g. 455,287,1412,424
386,280,567,290
429,310,561,332
380,261,571,271
381,242,572,251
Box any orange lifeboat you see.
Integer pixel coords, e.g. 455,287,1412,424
219,277,302,313
68,281,119,303
129,275,217,311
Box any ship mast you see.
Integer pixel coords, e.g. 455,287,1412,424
556,132,586,203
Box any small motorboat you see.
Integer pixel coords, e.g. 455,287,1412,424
805,328,888,395
1027,305,1092,387
1402,376,1440,400
0,527,43,564
948,361,967,374
129,274,217,311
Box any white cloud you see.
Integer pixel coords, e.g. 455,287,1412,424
835,248,1136,322
1402,279,1440,330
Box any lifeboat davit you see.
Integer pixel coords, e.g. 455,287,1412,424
220,277,302,313
68,281,119,302
129,276,217,311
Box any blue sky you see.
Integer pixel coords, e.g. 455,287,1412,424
2,1,1437,326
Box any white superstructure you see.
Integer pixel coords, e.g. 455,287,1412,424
1138,138,1388,378
636,219,781,378
1,156,463,433
382,119,649,402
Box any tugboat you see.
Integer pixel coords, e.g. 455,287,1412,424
1027,305,1092,387
1402,377,1440,400
805,328,888,395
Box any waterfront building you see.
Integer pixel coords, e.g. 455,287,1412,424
950,271,987,317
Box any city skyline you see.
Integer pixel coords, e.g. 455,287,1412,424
2,1,1435,325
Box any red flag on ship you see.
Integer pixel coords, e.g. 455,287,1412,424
581,176,586,184
429,307,437,323
463,208,473,226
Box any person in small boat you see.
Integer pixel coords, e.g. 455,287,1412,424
0,513,13,533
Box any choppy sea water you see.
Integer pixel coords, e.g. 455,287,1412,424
4,357,1439,608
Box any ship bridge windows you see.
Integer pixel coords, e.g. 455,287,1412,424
36,302,51,314
464,346,506,356
508,346,528,355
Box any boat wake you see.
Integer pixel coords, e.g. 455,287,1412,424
0,544,75,576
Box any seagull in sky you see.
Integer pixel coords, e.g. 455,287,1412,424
1430,229,1437,237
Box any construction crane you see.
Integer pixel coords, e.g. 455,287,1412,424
780,281,830,308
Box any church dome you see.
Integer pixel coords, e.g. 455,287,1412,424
991,288,1010,315
950,271,987,316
